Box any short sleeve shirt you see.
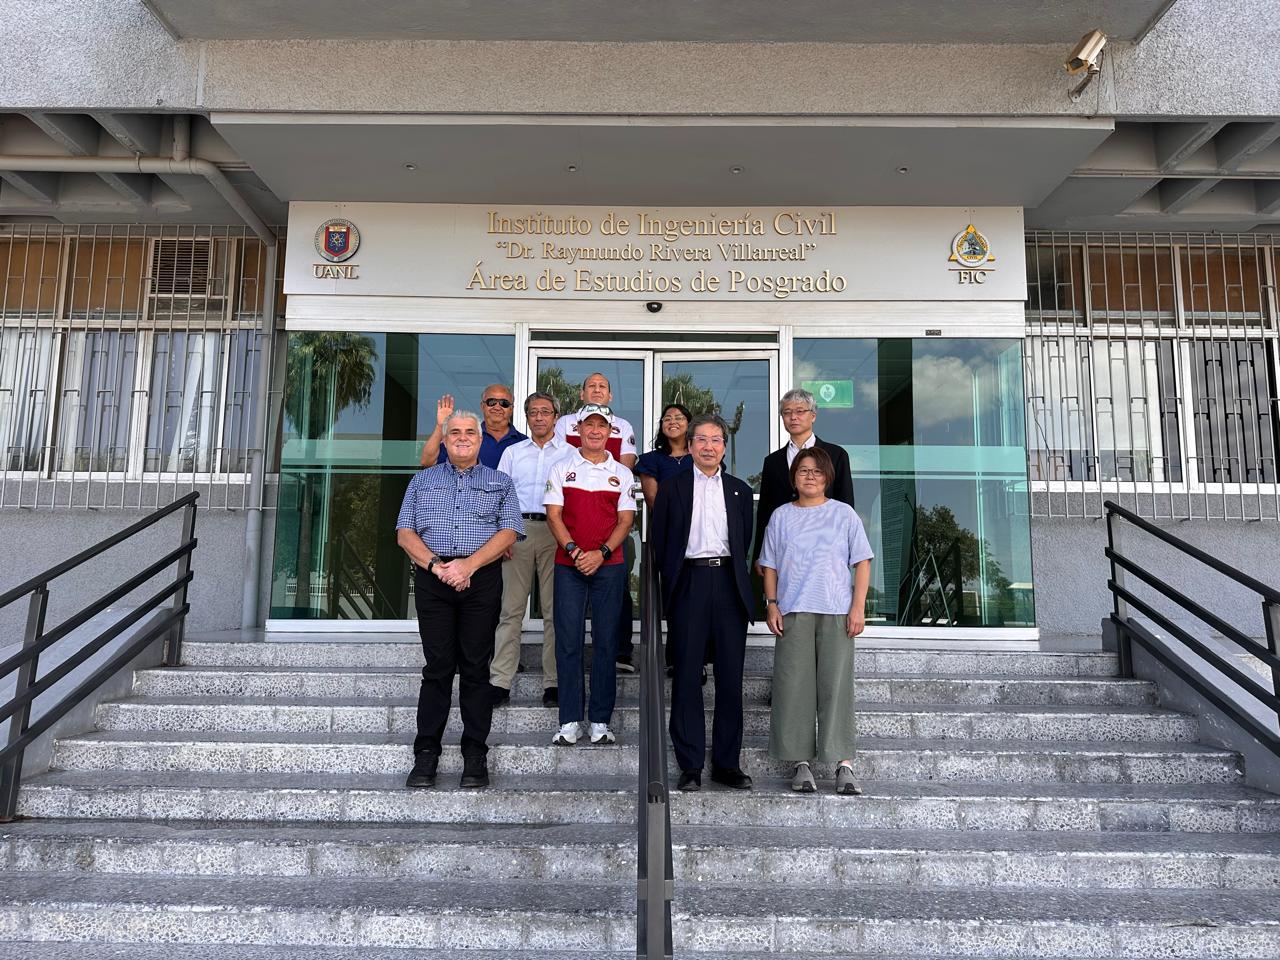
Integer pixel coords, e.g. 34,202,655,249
555,413,638,462
543,452,636,566
395,462,525,557
633,450,693,482
758,500,873,615
496,435,575,514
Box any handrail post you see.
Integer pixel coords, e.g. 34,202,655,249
165,498,198,667
1263,600,1280,705
0,585,48,821
1105,505,1133,677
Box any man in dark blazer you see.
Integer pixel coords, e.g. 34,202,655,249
652,413,755,791
752,386,856,572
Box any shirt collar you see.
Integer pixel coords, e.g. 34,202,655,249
574,449,615,469
693,465,723,481
788,434,817,453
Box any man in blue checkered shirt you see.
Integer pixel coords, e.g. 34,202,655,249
397,410,525,790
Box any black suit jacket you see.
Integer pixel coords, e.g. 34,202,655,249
651,467,755,621
751,436,855,564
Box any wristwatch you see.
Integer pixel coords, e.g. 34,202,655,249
427,557,439,573
598,544,613,561
565,541,579,556
764,598,779,606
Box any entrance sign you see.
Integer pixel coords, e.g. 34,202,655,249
285,202,1026,302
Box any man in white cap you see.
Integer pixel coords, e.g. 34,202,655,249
543,403,636,746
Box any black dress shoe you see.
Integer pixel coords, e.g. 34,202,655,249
542,686,558,707
489,684,510,707
677,769,702,792
460,756,489,789
405,751,439,789
710,766,753,790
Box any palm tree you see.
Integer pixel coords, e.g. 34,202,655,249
283,331,377,615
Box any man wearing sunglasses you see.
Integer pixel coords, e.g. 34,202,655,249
420,384,527,470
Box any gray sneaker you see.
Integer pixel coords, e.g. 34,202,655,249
791,761,817,793
835,762,863,796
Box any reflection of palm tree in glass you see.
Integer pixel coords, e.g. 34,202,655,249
662,372,745,474
904,503,1012,625
536,366,582,416
284,332,377,614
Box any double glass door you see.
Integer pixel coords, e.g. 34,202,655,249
525,344,778,625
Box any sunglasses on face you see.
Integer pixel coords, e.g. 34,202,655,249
483,398,513,408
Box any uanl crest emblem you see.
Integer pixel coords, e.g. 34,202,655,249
315,218,360,263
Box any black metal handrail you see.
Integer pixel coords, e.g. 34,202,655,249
0,492,199,820
1104,499,1280,760
636,539,673,959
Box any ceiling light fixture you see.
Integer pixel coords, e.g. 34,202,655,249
896,166,910,175
730,165,744,175
402,162,417,171
565,163,579,173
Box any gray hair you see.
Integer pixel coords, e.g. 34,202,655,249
689,412,729,442
442,409,482,435
778,387,816,415
523,391,560,416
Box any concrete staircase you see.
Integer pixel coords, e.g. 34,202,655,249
3,635,1280,958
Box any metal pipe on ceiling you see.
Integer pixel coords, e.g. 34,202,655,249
0,154,275,247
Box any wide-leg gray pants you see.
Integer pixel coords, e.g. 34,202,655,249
768,611,856,763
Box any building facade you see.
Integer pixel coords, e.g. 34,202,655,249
1,0,1278,640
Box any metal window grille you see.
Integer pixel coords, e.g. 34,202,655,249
0,223,283,511
1025,231,1280,521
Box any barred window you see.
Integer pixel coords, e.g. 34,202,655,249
0,226,278,495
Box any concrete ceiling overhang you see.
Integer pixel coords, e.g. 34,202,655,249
144,0,1175,43
211,115,1114,209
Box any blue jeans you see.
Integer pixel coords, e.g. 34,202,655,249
553,562,626,727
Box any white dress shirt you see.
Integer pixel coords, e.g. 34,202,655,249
686,467,731,558
785,432,817,467
496,434,574,514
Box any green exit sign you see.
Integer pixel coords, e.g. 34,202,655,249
802,379,854,408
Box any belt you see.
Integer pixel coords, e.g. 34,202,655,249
521,512,547,521
685,556,733,567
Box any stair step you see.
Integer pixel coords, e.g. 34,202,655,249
0,947,638,960
19,769,1280,832
49,730,1242,784
1,873,1277,956
134,667,1159,706
181,641,1119,677
6,819,1279,890
95,696,1201,742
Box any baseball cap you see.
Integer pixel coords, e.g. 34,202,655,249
576,403,613,425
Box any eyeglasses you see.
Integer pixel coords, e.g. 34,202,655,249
795,468,826,478
691,435,725,446
661,416,688,425
483,398,513,408
781,407,814,418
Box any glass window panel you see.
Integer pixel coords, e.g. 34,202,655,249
535,357,644,440
1087,245,1177,323
66,237,146,320
55,330,138,473
1091,339,1182,482
660,358,771,491
218,329,262,473
0,238,62,319
1180,247,1268,325
1023,336,1095,481
795,338,1034,628
1190,339,1279,483
145,331,223,473
271,331,515,619
1025,243,1085,321
0,327,55,471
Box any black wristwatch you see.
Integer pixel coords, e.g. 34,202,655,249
565,541,579,557
427,557,439,573
598,544,613,561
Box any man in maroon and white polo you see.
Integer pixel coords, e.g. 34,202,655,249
543,404,636,747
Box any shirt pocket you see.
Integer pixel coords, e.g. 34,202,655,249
471,482,507,522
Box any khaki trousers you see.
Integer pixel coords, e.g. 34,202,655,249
768,612,856,763
491,519,558,690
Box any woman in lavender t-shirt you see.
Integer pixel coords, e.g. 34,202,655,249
758,446,873,795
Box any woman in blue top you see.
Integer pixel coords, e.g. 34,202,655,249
634,402,693,509
759,446,873,796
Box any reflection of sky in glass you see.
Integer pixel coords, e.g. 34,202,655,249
660,359,770,484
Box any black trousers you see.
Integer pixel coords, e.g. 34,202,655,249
667,563,748,772
413,561,503,758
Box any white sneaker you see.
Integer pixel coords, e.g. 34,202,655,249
588,722,616,745
552,722,582,746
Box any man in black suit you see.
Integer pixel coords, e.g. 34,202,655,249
752,387,856,573
652,413,755,792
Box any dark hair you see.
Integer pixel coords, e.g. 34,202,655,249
653,403,693,453
789,446,834,494
689,412,730,444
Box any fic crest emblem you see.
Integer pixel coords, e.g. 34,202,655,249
948,224,995,268
315,218,361,263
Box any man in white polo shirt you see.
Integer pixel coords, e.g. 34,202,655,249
544,404,636,746
492,391,575,709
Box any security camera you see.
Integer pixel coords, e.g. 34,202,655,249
1065,29,1107,75
645,301,663,313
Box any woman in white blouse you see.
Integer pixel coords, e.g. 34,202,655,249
758,446,873,795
